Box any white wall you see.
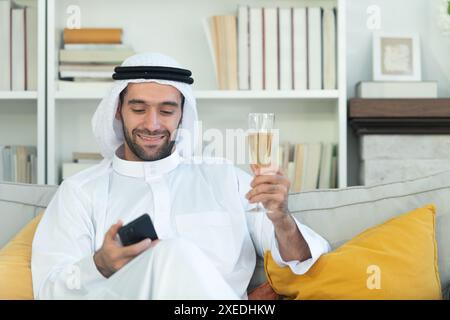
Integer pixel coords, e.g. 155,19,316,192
346,0,450,185
346,0,450,98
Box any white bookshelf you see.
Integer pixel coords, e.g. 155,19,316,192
0,0,46,184
46,0,347,186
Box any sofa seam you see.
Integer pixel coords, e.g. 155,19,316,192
288,169,450,195
0,198,49,208
289,186,450,213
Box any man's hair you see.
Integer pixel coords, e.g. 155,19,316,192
118,86,185,111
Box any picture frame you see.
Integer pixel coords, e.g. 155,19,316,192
372,32,422,81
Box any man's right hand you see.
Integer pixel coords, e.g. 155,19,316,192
93,220,159,278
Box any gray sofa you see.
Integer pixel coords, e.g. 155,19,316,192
1,170,449,299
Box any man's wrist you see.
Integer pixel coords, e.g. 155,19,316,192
93,251,109,278
271,212,294,230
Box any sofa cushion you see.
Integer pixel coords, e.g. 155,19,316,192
0,211,43,299
264,205,442,299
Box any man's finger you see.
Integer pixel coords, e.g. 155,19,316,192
246,184,286,199
120,238,152,258
248,193,284,205
150,239,161,248
106,220,123,241
251,174,287,188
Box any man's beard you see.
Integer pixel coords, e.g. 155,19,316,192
121,122,177,161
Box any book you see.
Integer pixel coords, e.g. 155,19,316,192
0,145,4,181
281,141,290,175
63,43,131,50
318,142,333,188
59,64,116,72
2,146,11,181
238,6,250,90
307,7,323,90
249,7,263,90
223,16,239,90
330,144,338,188
59,49,135,64
57,80,112,92
302,143,322,190
292,144,305,192
59,70,114,79
25,5,37,91
322,8,336,90
207,15,238,90
356,81,438,98
293,7,307,90
16,145,27,183
279,8,292,90
0,0,11,90
263,7,278,90
11,7,26,91
63,28,122,44
10,146,16,182
73,151,103,163
287,161,295,191
62,163,97,179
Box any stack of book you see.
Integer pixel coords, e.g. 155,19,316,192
62,152,103,180
0,145,37,183
278,142,338,191
0,0,37,91
58,28,135,91
205,6,337,91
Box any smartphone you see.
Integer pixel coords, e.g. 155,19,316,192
118,213,158,246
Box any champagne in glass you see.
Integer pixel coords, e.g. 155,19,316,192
248,113,275,172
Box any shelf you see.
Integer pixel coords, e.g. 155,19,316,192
349,99,450,118
349,99,450,135
0,91,38,100
195,90,340,100
54,90,340,100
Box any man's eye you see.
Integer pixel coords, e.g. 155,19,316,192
132,109,145,113
161,110,174,115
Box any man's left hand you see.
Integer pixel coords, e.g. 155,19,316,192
245,165,291,224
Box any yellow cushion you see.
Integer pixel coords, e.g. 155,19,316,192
264,204,442,300
0,211,43,300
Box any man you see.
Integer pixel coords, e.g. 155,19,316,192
32,53,330,299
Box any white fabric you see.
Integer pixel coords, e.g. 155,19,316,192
32,52,330,299
31,146,330,299
86,238,239,300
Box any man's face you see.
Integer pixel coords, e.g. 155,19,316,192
115,82,183,161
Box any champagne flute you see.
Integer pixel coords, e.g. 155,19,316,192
248,113,276,211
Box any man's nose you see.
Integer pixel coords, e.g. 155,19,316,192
142,108,162,130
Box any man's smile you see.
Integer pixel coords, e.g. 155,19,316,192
136,133,167,146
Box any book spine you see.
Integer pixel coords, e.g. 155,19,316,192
63,28,122,44
263,7,278,91
279,8,292,90
293,7,308,90
307,7,323,90
238,6,250,90
249,7,263,90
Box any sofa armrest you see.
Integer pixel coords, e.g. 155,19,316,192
0,182,57,248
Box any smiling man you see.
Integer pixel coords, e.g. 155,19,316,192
118,82,183,162
31,53,330,300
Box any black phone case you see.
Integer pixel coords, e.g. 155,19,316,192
118,214,158,246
